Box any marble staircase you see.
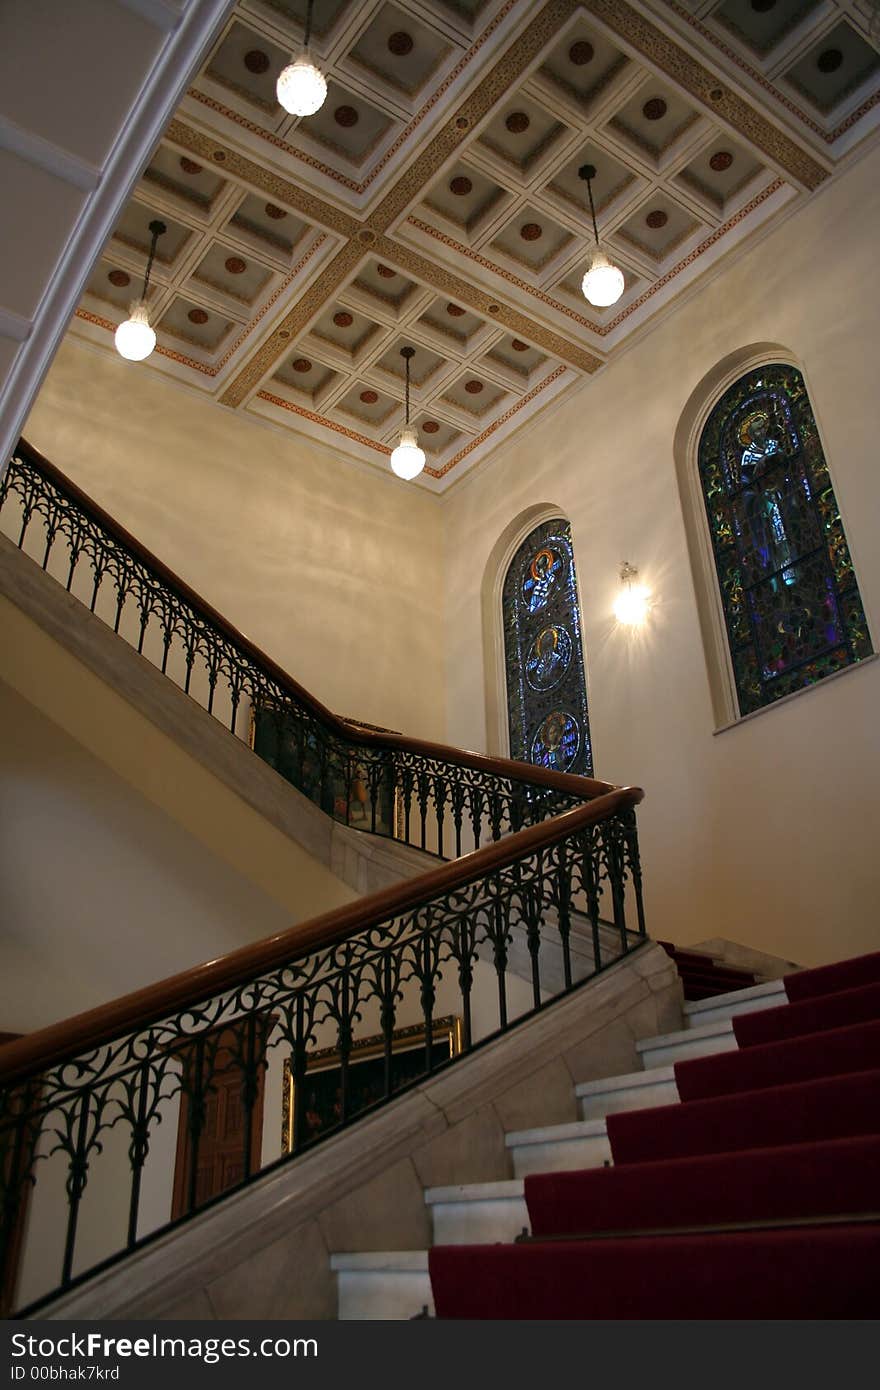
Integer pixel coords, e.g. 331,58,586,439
331,973,788,1319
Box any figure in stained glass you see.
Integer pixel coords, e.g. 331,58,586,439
526,625,572,692
522,546,565,613
502,518,592,777
531,709,580,773
698,363,871,715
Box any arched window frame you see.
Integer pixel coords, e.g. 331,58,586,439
491,512,593,777
677,348,874,728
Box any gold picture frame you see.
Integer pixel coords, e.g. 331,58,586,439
281,1015,463,1154
247,702,403,838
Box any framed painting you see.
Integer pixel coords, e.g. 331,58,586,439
281,1016,463,1154
249,703,398,836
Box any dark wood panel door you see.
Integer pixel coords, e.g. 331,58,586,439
171,1023,269,1220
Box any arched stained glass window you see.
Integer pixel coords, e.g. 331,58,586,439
502,518,593,776
699,363,872,716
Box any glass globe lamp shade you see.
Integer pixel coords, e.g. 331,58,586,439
613,582,650,627
581,249,625,308
114,302,156,362
276,51,327,116
389,426,425,481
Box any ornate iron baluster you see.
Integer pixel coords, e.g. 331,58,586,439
291,995,308,1155
416,769,430,852
581,824,602,972
337,951,353,1127
450,781,465,859
623,808,646,938
468,786,485,851
184,1035,207,1217
125,1059,152,1250
604,815,629,951
60,1088,94,1289
434,774,448,859
524,868,543,1010
455,917,475,1052
400,764,414,846
554,839,573,990
490,881,509,1030
419,920,436,1076
380,953,396,1101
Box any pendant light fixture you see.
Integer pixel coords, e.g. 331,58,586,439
578,164,625,309
114,219,166,362
276,0,327,117
390,347,426,481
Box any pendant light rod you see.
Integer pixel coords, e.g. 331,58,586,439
303,0,314,47
401,345,415,425
390,346,425,480
141,219,167,302
578,163,624,308
578,164,600,246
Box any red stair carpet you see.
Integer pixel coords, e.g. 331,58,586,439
429,947,880,1319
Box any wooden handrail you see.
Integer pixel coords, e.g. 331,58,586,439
13,439,614,800
0,787,642,1089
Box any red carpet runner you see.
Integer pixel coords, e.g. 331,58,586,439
429,948,880,1318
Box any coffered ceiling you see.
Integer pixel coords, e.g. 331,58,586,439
70,0,880,489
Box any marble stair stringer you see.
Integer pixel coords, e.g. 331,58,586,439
33,941,681,1321
0,531,435,907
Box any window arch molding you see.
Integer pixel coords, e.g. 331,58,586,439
480,503,572,760
674,343,873,727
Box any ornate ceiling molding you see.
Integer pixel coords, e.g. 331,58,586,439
585,0,829,189
665,1,880,145
74,0,877,487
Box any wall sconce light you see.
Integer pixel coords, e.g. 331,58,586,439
613,561,650,627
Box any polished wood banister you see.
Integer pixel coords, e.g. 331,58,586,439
14,438,614,801
0,787,642,1089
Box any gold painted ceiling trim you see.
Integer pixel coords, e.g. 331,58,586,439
438,365,568,477
170,0,829,426
372,234,603,374
666,0,880,145
406,176,785,338
585,0,829,191
370,0,580,229
169,107,604,402
165,119,358,239
219,240,364,406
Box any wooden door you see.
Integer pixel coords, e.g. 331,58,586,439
171,1023,269,1219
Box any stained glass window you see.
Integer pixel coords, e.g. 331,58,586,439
502,518,593,776
698,363,872,717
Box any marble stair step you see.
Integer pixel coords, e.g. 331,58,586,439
683,978,787,1029
425,1180,528,1245
576,1065,678,1119
330,1251,433,1320
636,1017,737,1069
505,1117,612,1178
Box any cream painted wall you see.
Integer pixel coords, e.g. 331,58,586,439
0,676,296,1032
22,344,446,740
0,591,356,943
441,145,880,969
13,149,880,977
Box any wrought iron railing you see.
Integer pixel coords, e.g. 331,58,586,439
0,441,613,858
0,794,644,1316
0,441,647,1317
